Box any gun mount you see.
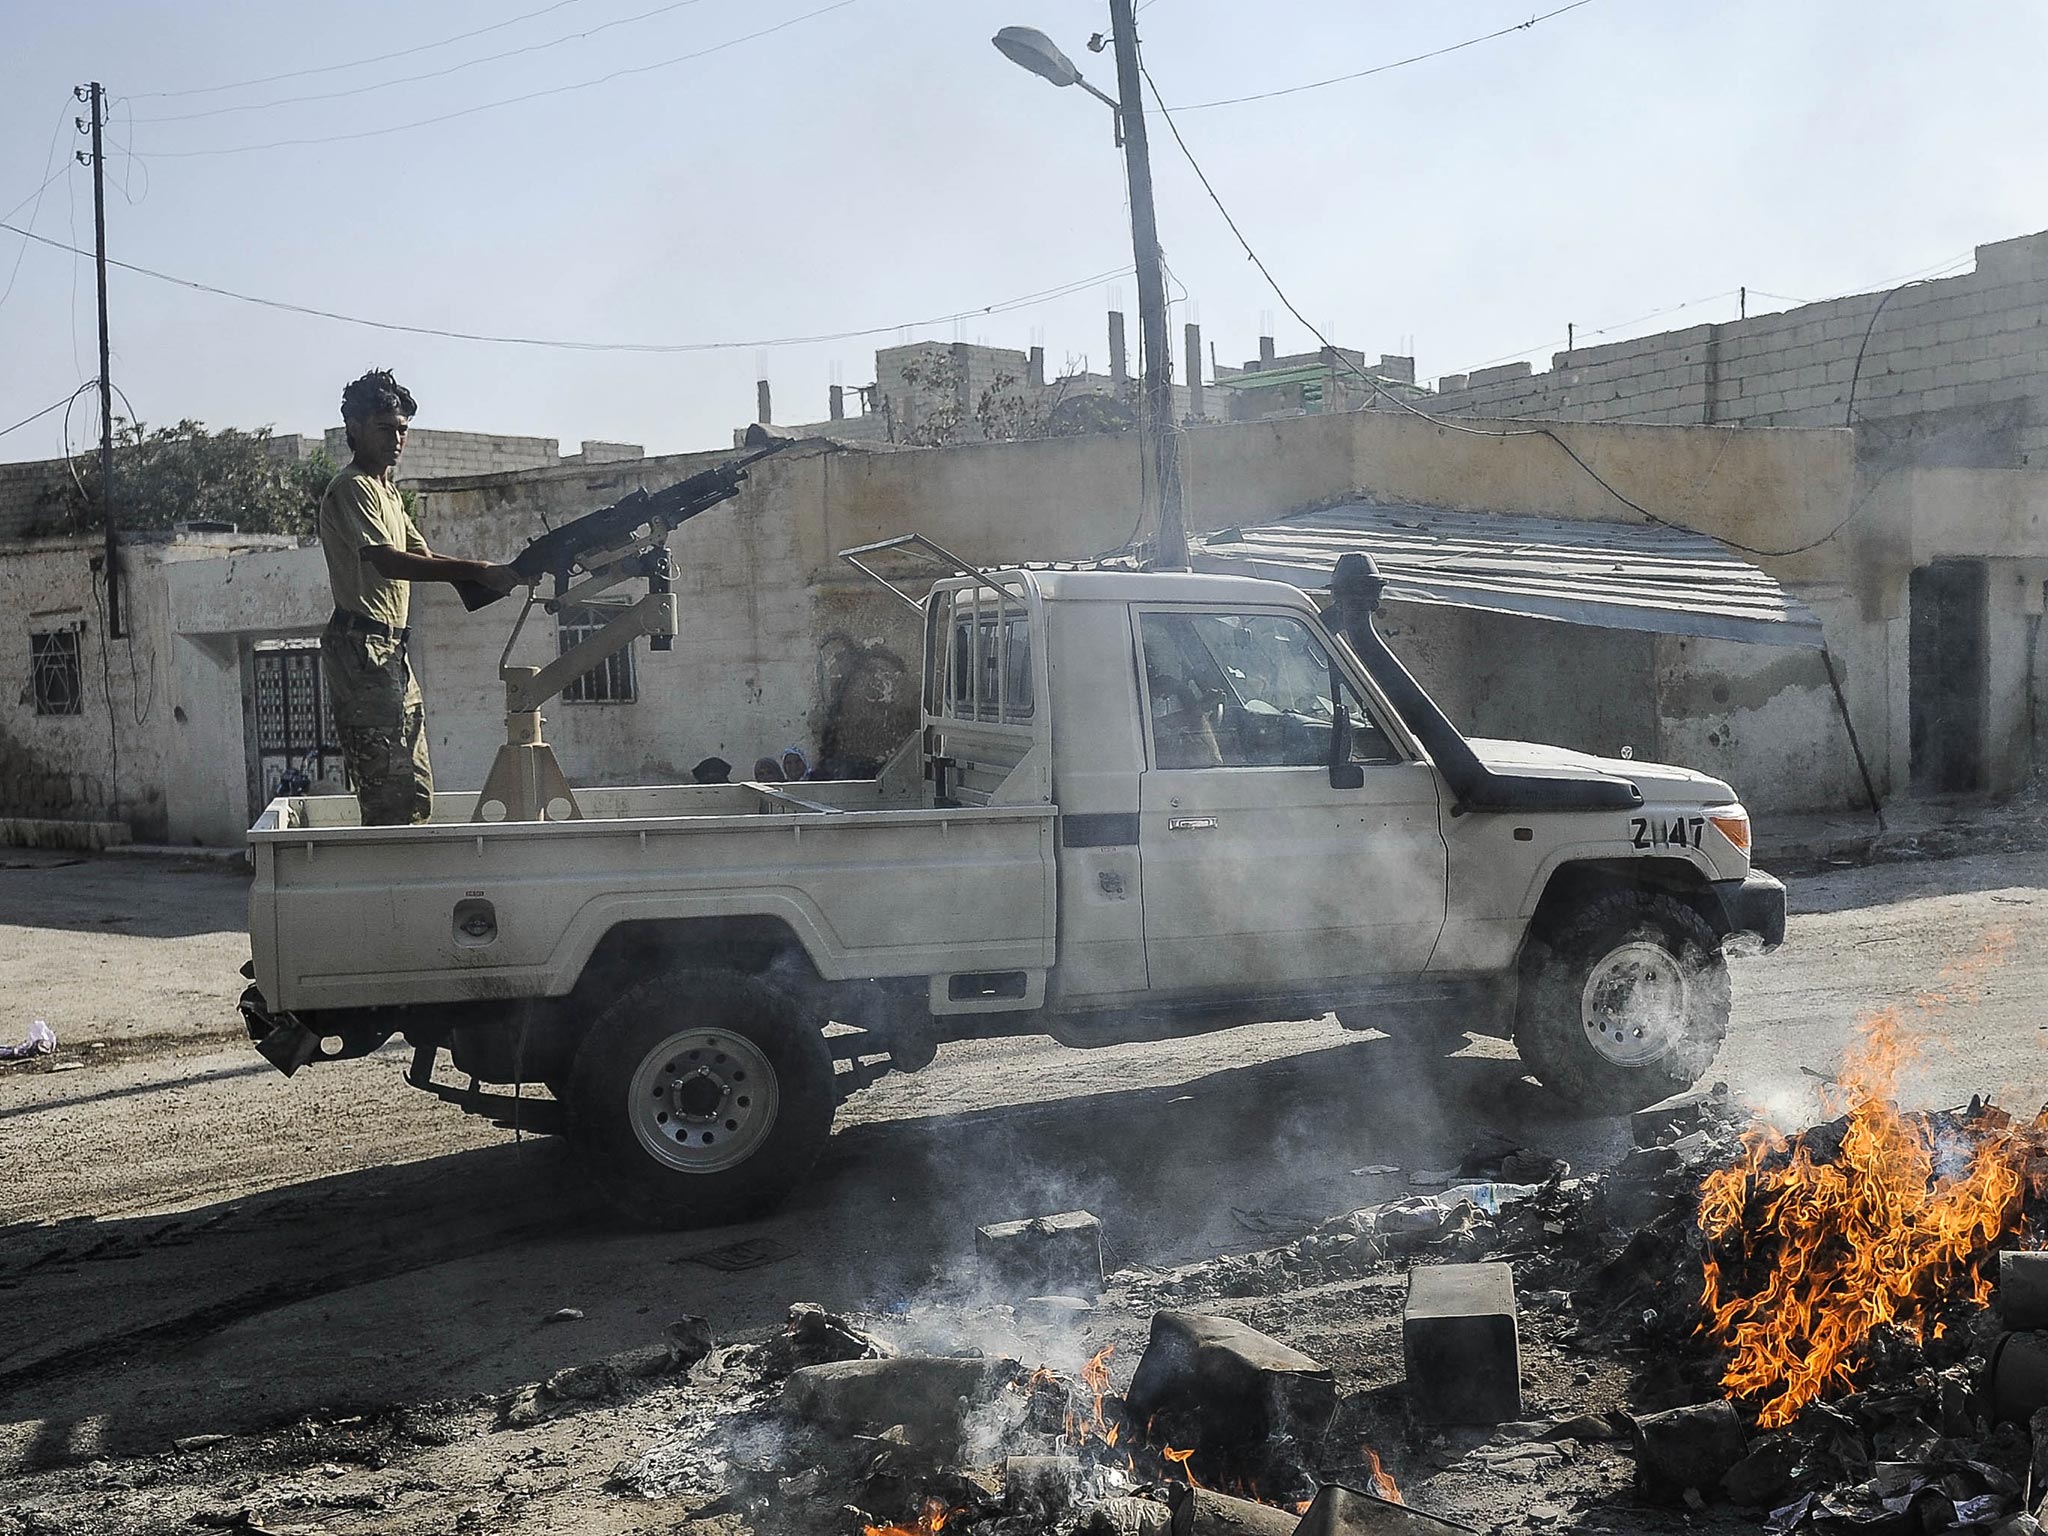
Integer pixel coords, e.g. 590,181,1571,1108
473,425,795,822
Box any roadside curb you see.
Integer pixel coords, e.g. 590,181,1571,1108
1759,809,2048,876
99,843,252,871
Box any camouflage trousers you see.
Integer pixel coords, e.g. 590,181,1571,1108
321,620,434,826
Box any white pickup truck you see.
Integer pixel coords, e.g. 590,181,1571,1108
243,548,1784,1227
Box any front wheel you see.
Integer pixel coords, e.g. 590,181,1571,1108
1514,890,1729,1112
562,966,835,1229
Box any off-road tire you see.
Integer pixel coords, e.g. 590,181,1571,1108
562,965,834,1229
1513,890,1729,1112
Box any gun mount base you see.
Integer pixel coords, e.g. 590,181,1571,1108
474,671,584,822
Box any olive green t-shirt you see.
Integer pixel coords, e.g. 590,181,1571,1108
319,466,427,629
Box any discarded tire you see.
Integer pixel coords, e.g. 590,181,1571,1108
562,965,834,1229
1514,890,1729,1112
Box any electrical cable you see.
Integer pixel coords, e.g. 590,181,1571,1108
131,0,862,158
101,378,158,728
1157,1,1593,113
0,385,93,443
130,0,714,123
0,219,1130,354
1138,61,1864,559
128,0,589,99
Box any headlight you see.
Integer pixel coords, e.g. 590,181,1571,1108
1705,802,1751,853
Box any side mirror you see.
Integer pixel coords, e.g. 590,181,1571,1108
1328,662,1363,789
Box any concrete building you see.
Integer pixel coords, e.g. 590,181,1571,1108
9,398,2039,847
1212,341,1428,420
8,260,2048,846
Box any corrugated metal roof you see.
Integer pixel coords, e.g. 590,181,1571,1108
1188,501,1823,648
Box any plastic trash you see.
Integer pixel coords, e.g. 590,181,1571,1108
0,1020,57,1061
1439,1181,1541,1215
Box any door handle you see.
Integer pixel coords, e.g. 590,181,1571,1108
1167,816,1218,831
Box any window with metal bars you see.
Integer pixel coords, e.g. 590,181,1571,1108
558,604,638,704
30,627,83,717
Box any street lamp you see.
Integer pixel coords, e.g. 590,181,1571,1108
993,6,1188,570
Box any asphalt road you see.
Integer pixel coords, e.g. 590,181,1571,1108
1,844,2044,1472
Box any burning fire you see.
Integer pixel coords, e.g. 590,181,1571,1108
1020,1343,1402,1515
863,1495,957,1536
1696,930,2040,1428
1361,1445,1405,1505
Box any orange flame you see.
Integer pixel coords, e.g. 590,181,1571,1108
1161,1445,1200,1487
1361,1446,1405,1505
1696,934,2040,1428
863,1495,957,1536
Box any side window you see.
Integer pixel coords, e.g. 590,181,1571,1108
939,598,1033,723
1140,611,1400,769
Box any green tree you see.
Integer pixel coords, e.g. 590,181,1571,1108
31,419,336,538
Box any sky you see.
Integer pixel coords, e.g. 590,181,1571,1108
2,0,2046,463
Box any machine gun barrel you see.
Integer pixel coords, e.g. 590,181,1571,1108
455,435,792,611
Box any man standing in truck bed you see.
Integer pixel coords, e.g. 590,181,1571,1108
320,369,521,826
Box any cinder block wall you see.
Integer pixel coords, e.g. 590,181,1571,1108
321,427,561,483
1425,230,2048,465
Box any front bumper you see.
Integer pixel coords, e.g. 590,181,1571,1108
1710,870,1787,950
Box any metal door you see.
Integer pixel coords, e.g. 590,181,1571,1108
252,642,346,802
1131,605,1448,995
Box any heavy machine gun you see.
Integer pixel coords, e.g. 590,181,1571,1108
472,425,794,822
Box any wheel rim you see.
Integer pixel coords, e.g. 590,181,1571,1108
1580,941,1689,1067
628,1029,780,1174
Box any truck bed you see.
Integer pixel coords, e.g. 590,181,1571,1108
248,781,1056,1013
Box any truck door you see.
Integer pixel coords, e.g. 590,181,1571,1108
1134,606,1448,995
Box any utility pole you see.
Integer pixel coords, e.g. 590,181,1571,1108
1104,0,1187,569
79,81,121,637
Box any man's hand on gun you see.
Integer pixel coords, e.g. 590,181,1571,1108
477,562,528,596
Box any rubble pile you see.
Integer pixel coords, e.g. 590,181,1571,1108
601,1026,2048,1536
1526,1022,2048,1534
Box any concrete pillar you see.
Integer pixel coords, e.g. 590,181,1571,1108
1183,322,1204,422
1027,346,1046,388
828,385,844,421
1109,311,1128,384
1258,334,1276,367
756,379,772,424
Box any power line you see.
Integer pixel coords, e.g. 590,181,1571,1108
0,385,93,444
1157,1,1594,113
132,0,861,159
0,103,75,317
1137,62,1858,559
131,0,714,124
128,0,590,99
0,220,1131,353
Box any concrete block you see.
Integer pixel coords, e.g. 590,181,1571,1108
780,1354,1007,1443
975,1210,1104,1296
1294,1484,1473,1533
2001,1252,2048,1330
1402,1262,1521,1424
1125,1311,1337,1469
1168,1488,1296,1536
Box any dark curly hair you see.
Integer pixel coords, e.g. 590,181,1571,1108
339,369,416,450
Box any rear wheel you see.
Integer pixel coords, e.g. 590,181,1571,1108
1514,890,1728,1111
563,966,834,1229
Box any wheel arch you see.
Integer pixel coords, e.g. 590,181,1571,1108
1519,857,1721,969
571,914,826,1013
